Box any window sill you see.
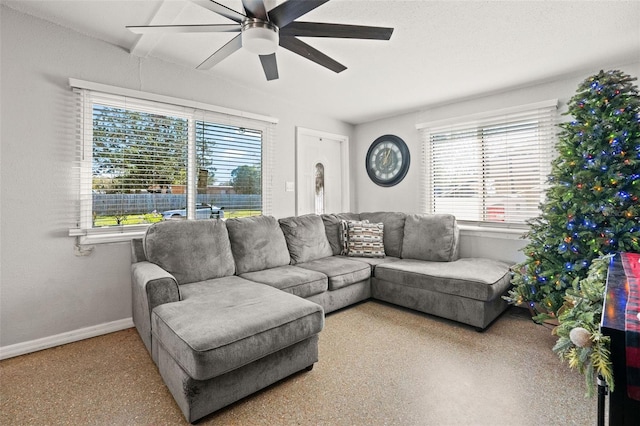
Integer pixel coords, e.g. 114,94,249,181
458,224,528,240
69,226,148,245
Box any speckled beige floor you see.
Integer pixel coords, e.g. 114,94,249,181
1,301,598,425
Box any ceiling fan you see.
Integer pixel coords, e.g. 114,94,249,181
127,0,394,81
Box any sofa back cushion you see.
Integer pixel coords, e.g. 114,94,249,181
279,214,334,264
321,213,361,255
144,219,235,284
226,215,291,274
360,212,406,258
401,214,460,262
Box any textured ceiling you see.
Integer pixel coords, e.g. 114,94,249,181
4,0,640,124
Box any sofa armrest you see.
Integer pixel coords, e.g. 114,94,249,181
131,261,180,354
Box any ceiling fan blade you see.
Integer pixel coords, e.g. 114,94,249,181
190,0,246,23
268,0,329,28
242,0,268,20
127,24,240,34
259,53,279,81
280,22,393,40
196,34,242,70
279,36,346,74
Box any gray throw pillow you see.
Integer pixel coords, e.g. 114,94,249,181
225,215,291,274
401,214,459,262
279,214,334,264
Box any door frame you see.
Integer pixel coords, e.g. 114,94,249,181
295,127,350,216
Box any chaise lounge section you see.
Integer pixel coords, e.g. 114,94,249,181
131,212,512,422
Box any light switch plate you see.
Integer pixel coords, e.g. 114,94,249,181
285,181,295,192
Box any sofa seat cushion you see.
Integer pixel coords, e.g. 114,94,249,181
152,281,324,381
225,215,291,274
178,275,256,301
374,258,512,301
347,256,401,271
297,256,371,291
240,265,328,299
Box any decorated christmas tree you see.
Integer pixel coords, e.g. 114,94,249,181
505,69,640,321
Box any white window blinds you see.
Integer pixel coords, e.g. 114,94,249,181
417,100,557,225
70,80,276,242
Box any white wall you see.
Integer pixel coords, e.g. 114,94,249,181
0,6,353,350
352,61,640,263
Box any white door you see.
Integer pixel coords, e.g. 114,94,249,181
296,128,349,215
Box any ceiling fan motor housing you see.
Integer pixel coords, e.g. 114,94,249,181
241,19,279,55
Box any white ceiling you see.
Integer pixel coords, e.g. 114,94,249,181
4,0,640,124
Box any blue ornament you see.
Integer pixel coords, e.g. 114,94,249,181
558,243,568,253
565,262,574,271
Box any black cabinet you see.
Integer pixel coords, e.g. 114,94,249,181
601,254,640,426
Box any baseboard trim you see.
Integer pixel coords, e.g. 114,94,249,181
0,317,134,360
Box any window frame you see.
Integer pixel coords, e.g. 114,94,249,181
69,79,277,244
416,99,558,229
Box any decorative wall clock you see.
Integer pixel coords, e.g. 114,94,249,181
366,134,410,187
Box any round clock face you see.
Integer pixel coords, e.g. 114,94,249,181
366,135,410,187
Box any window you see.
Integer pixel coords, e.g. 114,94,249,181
417,100,557,226
70,80,276,243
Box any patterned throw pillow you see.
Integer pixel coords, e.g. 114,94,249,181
340,219,368,255
346,221,385,258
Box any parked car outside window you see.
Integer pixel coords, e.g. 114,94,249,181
162,203,224,220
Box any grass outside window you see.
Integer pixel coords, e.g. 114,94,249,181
93,210,260,227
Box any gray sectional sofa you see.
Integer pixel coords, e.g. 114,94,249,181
131,212,512,423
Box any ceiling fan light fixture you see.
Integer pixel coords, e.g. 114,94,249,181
241,19,279,55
